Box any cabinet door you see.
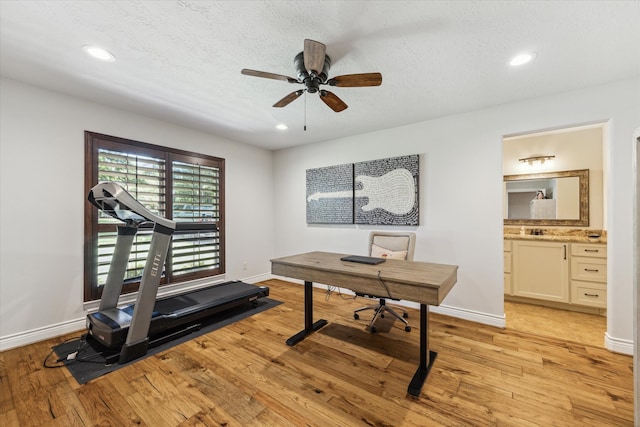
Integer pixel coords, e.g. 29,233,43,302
512,240,569,303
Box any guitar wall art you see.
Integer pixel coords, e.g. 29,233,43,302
306,154,419,225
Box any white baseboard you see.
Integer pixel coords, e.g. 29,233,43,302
430,304,506,328
604,332,634,355
0,318,86,351
281,279,507,328
242,272,273,284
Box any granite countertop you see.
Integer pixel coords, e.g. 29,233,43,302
503,228,607,244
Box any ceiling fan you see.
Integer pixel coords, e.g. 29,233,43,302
241,39,382,112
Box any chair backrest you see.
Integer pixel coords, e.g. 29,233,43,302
368,231,416,261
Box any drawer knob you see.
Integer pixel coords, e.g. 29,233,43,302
584,293,600,298
584,268,599,272
584,249,599,253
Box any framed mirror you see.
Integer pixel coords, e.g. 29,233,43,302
504,169,589,226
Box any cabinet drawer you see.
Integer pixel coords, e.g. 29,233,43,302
571,257,607,282
571,281,607,308
504,252,512,273
504,273,512,295
504,240,511,252
571,243,606,258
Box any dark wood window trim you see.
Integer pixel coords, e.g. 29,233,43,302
84,131,225,302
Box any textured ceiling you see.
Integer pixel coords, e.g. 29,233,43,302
1,1,638,150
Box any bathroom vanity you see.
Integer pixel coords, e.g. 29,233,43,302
504,231,606,313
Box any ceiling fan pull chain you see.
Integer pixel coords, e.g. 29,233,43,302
304,91,307,131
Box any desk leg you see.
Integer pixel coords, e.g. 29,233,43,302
286,281,328,346
407,304,437,397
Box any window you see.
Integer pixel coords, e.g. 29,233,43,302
84,131,225,302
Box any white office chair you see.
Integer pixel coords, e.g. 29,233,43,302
353,231,416,333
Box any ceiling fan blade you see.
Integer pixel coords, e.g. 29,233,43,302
241,69,298,83
319,90,348,112
328,73,382,87
273,90,305,108
303,39,326,74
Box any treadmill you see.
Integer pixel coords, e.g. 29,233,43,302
86,182,269,363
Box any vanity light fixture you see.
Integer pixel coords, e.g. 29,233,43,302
518,155,555,165
82,45,115,62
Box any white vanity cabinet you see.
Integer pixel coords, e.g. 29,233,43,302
570,243,607,308
512,240,569,303
505,238,607,311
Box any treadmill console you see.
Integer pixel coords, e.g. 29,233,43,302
88,182,174,229
88,182,219,232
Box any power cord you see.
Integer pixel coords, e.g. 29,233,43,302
324,285,357,301
324,273,393,301
43,333,115,368
377,270,393,299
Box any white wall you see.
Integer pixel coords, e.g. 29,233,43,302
0,77,274,349
273,78,640,353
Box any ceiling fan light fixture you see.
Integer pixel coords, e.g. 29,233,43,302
82,45,115,62
509,51,536,66
276,123,288,130
241,39,381,113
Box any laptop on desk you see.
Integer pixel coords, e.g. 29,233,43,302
340,255,386,265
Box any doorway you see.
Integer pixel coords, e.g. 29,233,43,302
502,123,607,346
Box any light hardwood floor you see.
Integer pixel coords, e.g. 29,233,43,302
504,300,607,348
1,279,634,426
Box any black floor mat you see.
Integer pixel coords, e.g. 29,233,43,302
51,298,281,384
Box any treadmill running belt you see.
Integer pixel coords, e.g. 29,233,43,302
122,281,263,315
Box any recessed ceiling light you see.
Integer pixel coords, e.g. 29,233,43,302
276,123,288,130
82,45,115,62
509,52,537,66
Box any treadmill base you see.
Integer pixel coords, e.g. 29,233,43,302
87,281,269,363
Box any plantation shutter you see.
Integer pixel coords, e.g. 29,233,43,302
170,158,221,277
96,148,166,287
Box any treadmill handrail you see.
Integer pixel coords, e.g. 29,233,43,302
175,222,218,232
132,222,217,232
88,182,218,232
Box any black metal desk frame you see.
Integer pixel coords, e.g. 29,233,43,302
286,280,436,398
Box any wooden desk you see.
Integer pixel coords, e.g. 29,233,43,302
270,251,458,397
